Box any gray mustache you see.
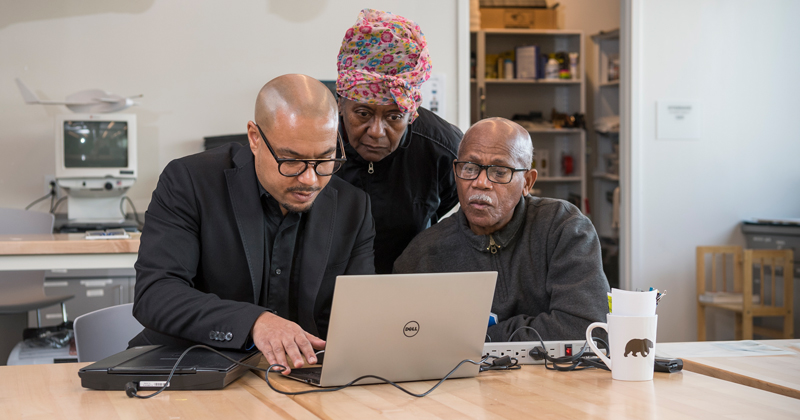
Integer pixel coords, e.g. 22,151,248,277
468,194,493,205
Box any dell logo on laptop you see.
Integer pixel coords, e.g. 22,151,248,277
403,321,420,337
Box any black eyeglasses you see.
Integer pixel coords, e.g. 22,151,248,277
256,124,347,177
453,161,528,184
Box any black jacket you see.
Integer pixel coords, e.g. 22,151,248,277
338,107,462,274
130,143,375,349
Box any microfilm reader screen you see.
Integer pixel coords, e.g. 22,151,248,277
64,120,128,168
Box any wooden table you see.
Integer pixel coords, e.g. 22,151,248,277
0,362,319,420
259,362,800,419
0,233,139,271
3,361,800,419
658,339,800,400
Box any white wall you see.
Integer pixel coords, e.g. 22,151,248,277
0,0,461,212
631,0,800,342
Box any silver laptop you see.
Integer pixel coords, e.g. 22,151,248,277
287,271,497,387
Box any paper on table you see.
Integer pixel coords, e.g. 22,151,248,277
610,288,657,316
656,340,795,358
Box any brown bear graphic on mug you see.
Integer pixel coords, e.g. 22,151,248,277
624,338,654,357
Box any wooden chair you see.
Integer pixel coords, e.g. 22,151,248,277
697,246,794,340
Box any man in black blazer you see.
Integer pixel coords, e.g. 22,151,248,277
131,75,375,374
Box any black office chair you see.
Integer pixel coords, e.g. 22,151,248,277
0,208,74,327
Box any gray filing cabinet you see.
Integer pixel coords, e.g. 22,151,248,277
742,222,800,276
741,221,800,338
28,268,136,328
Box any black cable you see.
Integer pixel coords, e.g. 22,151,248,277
542,338,609,372
51,197,67,214
506,325,540,342
548,356,610,371
479,355,521,372
26,181,59,211
129,344,493,399
505,325,610,372
129,344,207,399
265,355,489,397
120,196,143,229
25,192,53,211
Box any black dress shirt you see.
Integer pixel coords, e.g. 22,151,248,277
258,183,302,321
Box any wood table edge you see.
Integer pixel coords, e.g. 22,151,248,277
0,238,140,255
682,358,800,400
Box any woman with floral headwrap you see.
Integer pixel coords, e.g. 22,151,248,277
336,9,463,274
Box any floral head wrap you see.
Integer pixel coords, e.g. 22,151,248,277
336,9,432,123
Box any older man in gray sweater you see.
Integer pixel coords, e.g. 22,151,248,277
394,117,609,342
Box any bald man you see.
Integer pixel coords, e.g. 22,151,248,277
394,117,609,342
132,75,375,373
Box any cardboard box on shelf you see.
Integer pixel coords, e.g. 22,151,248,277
480,7,557,29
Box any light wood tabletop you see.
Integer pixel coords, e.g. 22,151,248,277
3,360,800,419
257,362,800,419
0,233,140,255
658,339,800,400
0,362,320,420
0,233,139,271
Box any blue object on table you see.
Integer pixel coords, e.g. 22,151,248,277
488,312,498,327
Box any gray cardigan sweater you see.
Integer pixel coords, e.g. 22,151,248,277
394,195,609,341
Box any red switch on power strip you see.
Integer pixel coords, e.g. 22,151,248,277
565,344,573,356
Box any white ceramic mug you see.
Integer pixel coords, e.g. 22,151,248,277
586,314,658,381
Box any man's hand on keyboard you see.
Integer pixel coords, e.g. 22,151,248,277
251,311,326,375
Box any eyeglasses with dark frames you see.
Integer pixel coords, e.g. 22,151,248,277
256,124,347,177
453,161,529,184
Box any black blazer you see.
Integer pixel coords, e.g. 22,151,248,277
130,143,375,349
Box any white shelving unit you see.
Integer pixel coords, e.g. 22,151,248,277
590,29,621,288
470,29,586,212
590,29,620,240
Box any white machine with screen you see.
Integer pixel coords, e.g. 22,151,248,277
55,114,137,224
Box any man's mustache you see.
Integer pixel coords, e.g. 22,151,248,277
468,194,493,205
286,186,322,193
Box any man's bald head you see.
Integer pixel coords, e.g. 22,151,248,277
454,117,537,236
247,74,341,216
255,74,338,132
459,118,533,168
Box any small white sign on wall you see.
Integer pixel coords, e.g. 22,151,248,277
657,101,700,140
420,73,446,119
